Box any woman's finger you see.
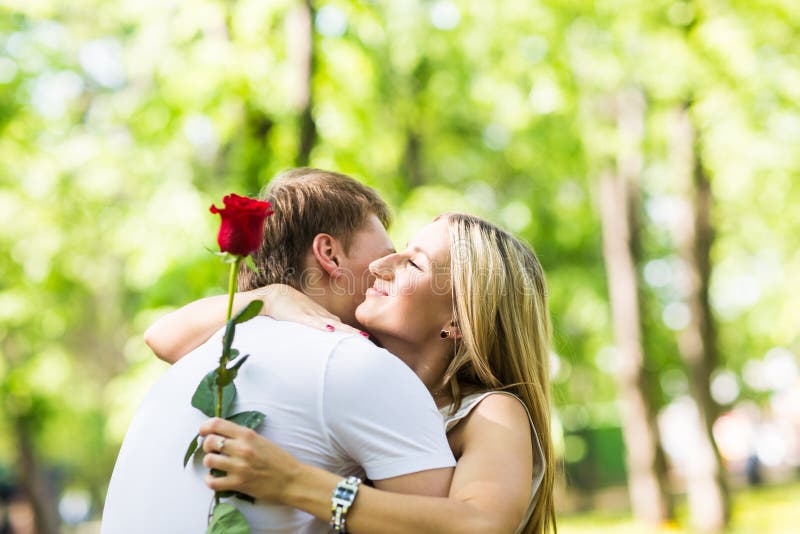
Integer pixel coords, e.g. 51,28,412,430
329,320,362,335
204,472,237,492
305,311,365,336
291,311,364,336
203,452,238,472
201,433,240,455
315,318,362,335
199,417,250,439
296,314,335,332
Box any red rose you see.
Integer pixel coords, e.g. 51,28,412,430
209,193,274,256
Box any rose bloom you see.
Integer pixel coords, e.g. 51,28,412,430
210,193,274,256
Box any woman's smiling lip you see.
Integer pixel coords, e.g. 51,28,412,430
366,286,389,297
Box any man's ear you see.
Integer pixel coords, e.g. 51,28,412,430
310,233,341,278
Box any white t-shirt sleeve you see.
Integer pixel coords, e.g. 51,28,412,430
322,336,456,481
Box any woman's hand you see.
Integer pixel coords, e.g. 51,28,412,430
200,417,301,504
254,284,364,336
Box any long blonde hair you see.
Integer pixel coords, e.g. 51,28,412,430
441,213,556,534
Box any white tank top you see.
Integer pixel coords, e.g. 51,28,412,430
440,391,545,533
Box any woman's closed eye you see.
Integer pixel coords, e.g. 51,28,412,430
407,258,422,270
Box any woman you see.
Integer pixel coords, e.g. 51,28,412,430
146,213,556,533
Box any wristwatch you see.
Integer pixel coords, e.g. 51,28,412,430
330,475,362,533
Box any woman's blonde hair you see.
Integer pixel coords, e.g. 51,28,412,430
440,213,556,534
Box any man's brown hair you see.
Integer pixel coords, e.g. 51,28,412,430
238,167,391,291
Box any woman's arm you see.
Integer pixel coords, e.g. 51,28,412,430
144,291,262,364
200,394,534,534
144,285,362,364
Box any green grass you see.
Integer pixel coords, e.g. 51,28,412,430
557,481,800,534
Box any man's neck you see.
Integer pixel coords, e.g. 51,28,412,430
300,281,358,329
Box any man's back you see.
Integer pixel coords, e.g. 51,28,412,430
102,317,453,533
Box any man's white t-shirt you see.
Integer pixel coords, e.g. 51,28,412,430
101,317,455,534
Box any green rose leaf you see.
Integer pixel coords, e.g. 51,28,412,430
214,251,240,265
222,300,262,357
243,255,259,273
191,370,236,418
227,354,249,372
222,320,236,359
219,381,236,418
226,410,265,431
218,490,256,504
232,300,262,325
219,355,250,386
228,348,240,361
190,371,217,416
206,503,250,534
183,433,200,467
211,468,226,477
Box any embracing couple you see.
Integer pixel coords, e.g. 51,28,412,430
102,168,556,533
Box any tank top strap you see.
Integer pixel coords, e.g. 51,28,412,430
440,391,494,432
440,390,545,533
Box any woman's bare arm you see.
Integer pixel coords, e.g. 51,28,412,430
200,394,534,534
144,285,361,364
143,292,255,364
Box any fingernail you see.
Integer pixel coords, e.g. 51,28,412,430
325,324,335,332
360,331,369,338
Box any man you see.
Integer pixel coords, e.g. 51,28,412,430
101,169,455,533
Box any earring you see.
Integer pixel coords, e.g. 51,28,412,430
440,330,450,339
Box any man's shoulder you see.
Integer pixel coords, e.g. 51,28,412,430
212,317,358,362
329,335,409,369
231,318,401,367
325,335,428,394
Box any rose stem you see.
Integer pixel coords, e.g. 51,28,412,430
214,256,242,507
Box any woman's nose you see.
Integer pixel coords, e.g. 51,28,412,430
369,253,398,279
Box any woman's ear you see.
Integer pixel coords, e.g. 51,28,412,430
311,233,341,278
441,320,462,340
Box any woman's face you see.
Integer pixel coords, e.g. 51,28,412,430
355,218,454,345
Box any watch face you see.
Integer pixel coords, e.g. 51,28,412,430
334,487,356,501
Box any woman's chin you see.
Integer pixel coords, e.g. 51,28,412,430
357,294,393,326
354,301,374,326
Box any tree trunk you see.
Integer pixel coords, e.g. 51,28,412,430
2,336,59,534
401,60,429,188
15,416,60,534
404,130,424,187
669,103,729,533
598,88,673,525
288,0,317,166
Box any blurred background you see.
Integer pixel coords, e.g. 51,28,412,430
0,0,798,532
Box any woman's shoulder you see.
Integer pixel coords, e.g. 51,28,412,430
444,390,530,433
464,391,531,429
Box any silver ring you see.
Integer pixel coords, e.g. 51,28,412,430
218,437,226,453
